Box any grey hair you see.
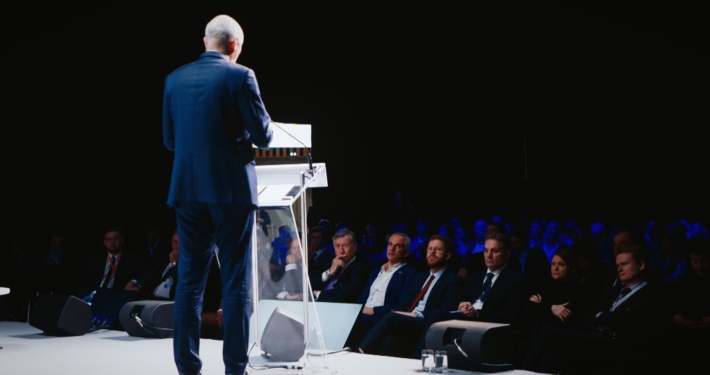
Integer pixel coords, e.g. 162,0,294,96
387,232,411,252
332,229,356,244
205,15,243,52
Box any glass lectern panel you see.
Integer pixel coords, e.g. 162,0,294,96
249,196,329,371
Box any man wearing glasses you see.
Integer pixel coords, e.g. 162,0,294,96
80,227,146,290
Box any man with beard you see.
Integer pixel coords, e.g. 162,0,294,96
357,235,463,357
81,227,146,290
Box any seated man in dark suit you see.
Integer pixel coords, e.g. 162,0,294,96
344,232,417,348
312,229,370,303
358,235,464,358
137,230,180,300
80,226,147,291
307,227,335,288
413,232,525,354
463,223,522,277
522,245,665,374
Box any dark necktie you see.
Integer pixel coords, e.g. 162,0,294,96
407,275,435,312
324,268,342,291
102,256,116,288
619,287,631,298
475,273,495,302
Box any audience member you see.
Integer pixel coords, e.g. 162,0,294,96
509,229,550,284
359,222,385,268
32,229,78,294
139,225,171,268
345,232,417,349
358,235,464,358
540,221,563,262
138,230,179,300
410,219,430,260
522,245,666,374
80,227,147,291
312,229,370,303
263,235,305,301
522,248,582,330
415,232,525,356
307,226,335,288
468,220,488,254
657,234,688,282
528,219,546,250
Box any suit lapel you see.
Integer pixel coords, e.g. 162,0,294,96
484,269,510,305
424,271,449,310
385,268,405,298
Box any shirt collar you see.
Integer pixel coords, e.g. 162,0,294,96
487,263,507,277
382,262,405,273
430,267,446,279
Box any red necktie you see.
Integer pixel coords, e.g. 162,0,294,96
407,275,435,312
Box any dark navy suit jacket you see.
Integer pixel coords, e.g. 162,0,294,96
462,267,525,324
81,251,147,290
163,51,272,206
399,269,464,317
356,263,417,316
315,257,371,303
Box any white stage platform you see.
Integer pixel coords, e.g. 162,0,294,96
0,322,541,375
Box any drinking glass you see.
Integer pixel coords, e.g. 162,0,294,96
434,350,448,373
421,349,435,372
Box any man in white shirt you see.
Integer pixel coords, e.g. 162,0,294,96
345,232,417,348
358,235,464,357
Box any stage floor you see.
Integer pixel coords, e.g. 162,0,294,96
0,322,540,375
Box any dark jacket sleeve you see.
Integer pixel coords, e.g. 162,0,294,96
373,266,417,317
476,271,525,324
317,258,371,303
421,271,465,319
237,69,272,149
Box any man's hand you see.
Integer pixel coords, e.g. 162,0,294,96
329,258,346,275
362,307,375,315
124,281,141,291
529,294,542,303
393,311,416,318
286,254,299,264
285,294,303,301
216,310,223,326
458,302,477,318
551,302,571,322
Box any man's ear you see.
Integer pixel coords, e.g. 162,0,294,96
225,39,237,54
639,261,646,271
445,252,452,260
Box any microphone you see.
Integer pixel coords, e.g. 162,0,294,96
270,122,314,174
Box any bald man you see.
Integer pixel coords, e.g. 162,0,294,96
163,14,272,375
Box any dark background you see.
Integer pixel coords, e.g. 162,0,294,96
5,1,707,246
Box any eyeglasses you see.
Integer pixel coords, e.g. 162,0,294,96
105,236,121,242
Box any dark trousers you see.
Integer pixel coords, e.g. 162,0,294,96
359,312,426,358
173,202,255,375
344,312,381,350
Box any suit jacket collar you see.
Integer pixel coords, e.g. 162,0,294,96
201,50,228,60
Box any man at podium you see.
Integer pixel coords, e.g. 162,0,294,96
163,14,272,375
